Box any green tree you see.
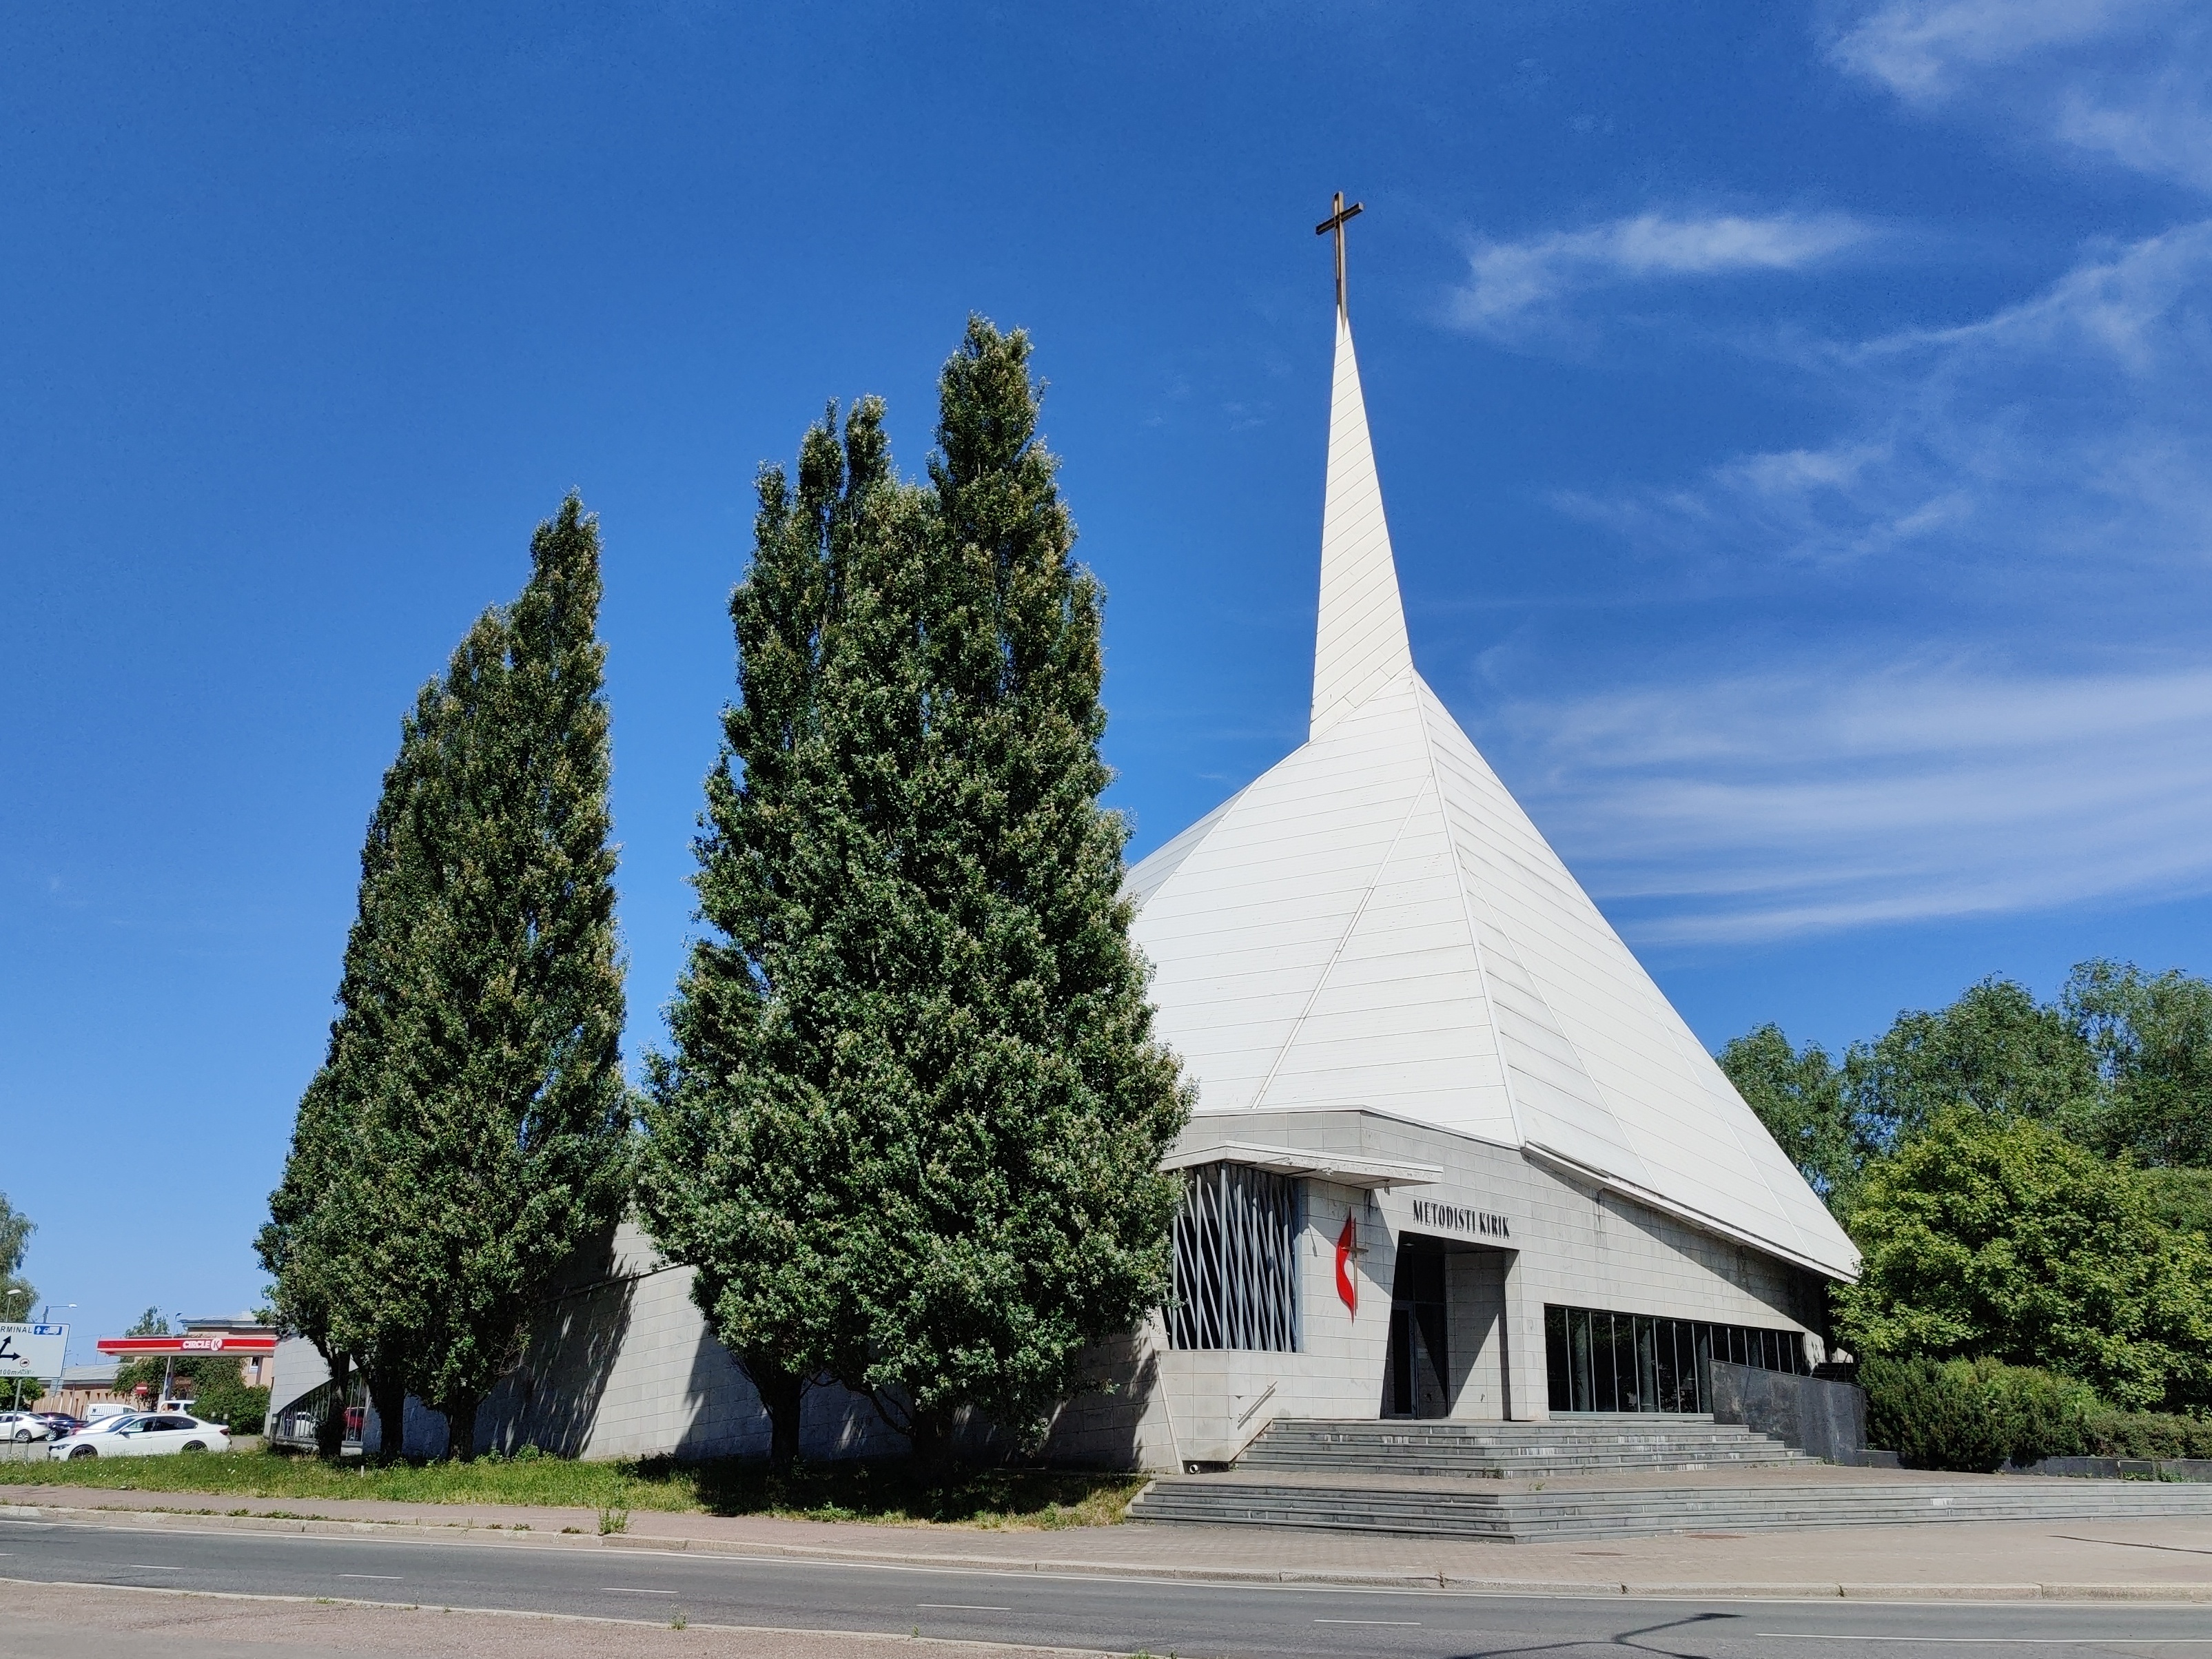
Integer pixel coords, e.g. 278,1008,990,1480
2138,1166,2212,1244
1845,977,2100,1144
639,400,907,1469
834,320,1190,1465
1717,1024,1871,1211
112,1311,176,1411
643,321,1190,1472
1836,1107,2212,1410
2065,959,2212,1167
259,1070,365,1455
263,497,629,1464
261,633,457,1457
183,1361,272,1434
0,1193,32,1323
347,497,631,1461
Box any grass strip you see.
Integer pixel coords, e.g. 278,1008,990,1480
0,1448,1141,1529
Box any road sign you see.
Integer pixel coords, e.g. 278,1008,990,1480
0,1323,68,1379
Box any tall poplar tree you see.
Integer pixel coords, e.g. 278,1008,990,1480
639,402,912,1468
260,677,447,1456
642,322,1189,1471
373,498,630,1460
264,497,629,1461
849,319,1189,1463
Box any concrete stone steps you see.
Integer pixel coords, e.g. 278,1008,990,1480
1238,1415,1816,1477
1242,1449,1810,1475
1129,1472,2212,1541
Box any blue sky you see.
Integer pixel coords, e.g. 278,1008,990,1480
5,2,2209,1360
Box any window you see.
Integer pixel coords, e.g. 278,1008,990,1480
1169,1163,1301,1352
1544,1303,1808,1414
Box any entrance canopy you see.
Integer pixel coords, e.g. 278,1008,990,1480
1160,1137,1441,1190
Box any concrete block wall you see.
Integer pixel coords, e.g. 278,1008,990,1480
277,1105,1834,1472
1104,1106,1836,1458
475,1221,905,1463
1035,1328,1178,1469
1444,1248,1507,1419
1326,1111,1825,1342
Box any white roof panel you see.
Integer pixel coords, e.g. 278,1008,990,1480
1125,305,1861,1282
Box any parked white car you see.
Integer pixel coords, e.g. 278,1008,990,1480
0,1412,54,1443
49,1412,229,1460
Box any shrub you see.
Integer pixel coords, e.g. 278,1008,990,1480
188,1378,272,1435
1863,1353,2212,1468
1861,1355,2096,1470
1974,1359,2098,1462
2083,1409,2212,1461
1864,1355,2008,1472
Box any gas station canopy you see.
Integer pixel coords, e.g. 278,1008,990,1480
96,1334,278,1357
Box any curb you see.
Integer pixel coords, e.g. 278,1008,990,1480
5,1502,2209,1602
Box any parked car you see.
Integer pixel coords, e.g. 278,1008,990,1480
49,1412,230,1459
0,1412,55,1443
34,1413,84,1437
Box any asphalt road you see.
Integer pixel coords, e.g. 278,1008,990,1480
3,1514,2210,1657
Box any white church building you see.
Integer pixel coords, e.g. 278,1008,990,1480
1042,275,1859,1470
273,262,1858,1471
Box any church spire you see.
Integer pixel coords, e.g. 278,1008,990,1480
1309,198,1413,739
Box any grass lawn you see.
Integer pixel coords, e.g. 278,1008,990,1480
0,1447,1143,1529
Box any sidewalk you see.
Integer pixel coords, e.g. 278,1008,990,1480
5,1483,2210,1600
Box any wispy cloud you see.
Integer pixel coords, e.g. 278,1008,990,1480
1556,220,2212,570
1446,211,1874,340
1830,0,2157,99
1497,660,2212,945
1499,218,2212,947
1830,0,2212,190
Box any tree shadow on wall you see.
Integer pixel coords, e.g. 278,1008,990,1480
480,1228,635,1459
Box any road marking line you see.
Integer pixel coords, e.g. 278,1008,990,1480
918,1603,1013,1611
125,1565,178,1571
1761,1638,2212,1645
340,1574,403,1580
600,1587,677,1595
1315,1618,1422,1625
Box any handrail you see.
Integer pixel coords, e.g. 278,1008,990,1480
1224,1379,1282,1462
1235,1379,1279,1428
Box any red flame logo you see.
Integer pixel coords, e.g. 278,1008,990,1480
1335,1214,1358,1316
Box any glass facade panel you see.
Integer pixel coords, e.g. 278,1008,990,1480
1545,1306,1572,1408
1542,1302,1809,1413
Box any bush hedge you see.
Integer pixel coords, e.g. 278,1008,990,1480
186,1378,272,1435
1862,1355,2085,1470
2083,1408,2212,1460
1860,1354,2212,1470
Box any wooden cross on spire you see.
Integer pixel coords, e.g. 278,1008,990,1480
1315,191,1364,317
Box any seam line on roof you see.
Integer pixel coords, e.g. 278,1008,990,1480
1643,967,1825,1264
1410,672,1528,1151
1417,682,1643,1164
1248,774,1431,1112
1123,786,1247,914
